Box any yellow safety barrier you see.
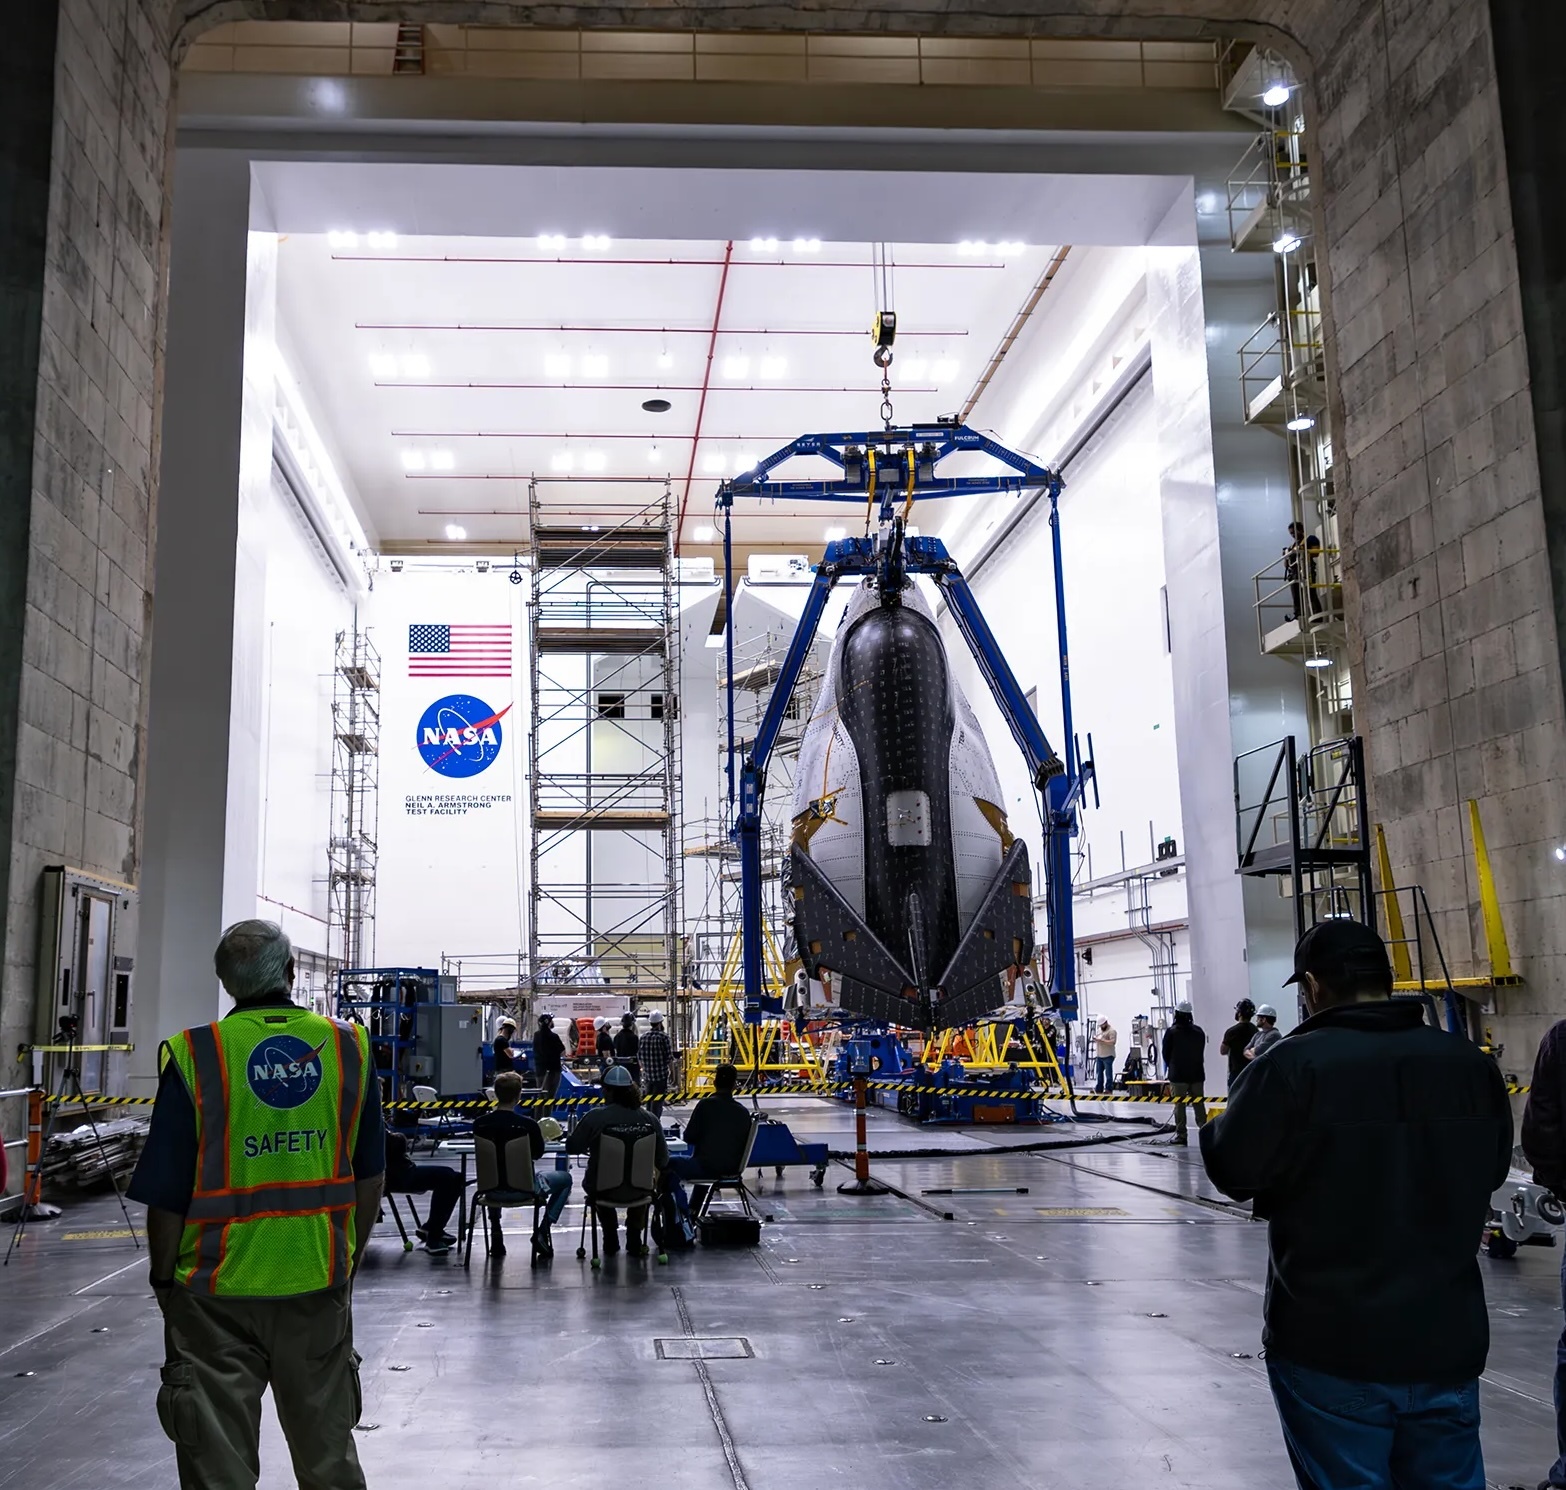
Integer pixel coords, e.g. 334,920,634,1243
44,1081,1535,1111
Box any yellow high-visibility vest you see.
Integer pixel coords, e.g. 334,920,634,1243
163,1005,371,1297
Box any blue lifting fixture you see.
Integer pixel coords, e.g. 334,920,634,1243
715,420,1098,1032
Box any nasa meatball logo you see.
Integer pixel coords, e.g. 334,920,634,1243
246,1033,328,1110
416,693,512,779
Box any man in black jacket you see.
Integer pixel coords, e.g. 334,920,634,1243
1161,1000,1206,1144
1201,919,1512,1490
1521,1020,1566,1488
532,1012,565,1096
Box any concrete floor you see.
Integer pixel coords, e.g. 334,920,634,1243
0,1100,1559,1490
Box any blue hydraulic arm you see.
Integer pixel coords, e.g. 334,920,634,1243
717,423,1093,1023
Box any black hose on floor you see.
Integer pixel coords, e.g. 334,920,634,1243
823,1123,1169,1162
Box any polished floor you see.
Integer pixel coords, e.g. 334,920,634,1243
0,1100,1559,1490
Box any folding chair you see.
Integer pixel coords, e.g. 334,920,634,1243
692,1115,763,1222
576,1127,664,1269
412,1084,460,1149
384,1192,423,1252
463,1136,549,1268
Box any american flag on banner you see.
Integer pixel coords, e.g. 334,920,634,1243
408,623,513,678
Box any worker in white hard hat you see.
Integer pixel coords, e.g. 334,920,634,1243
594,1017,615,1078
1161,999,1207,1144
641,1010,674,1117
1246,1004,1284,1062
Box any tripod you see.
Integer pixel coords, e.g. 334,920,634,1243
5,1019,140,1264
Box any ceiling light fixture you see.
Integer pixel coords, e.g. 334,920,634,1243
366,230,397,249
759,356,788,379
445,524,467,541
581,234,612,251
327,230,358,250
401,354,429,377
722,356,750,379
792,238,821,253
642,397,672,414
932,359,959,381
429,450,455,471
544,353,572,378
369,353,398,377
1273,232,1302,254
902,357,928,378
1304,657,1334,669
702,453,727,474
1262,82,1292,106
749,237,779,252
824,525,847,541
996,240,1027,254
580,354,610,378
694,525,716,542
647,445,662,464
1286,415,1316,432
583,451,607,472
538,233,568,251
551,451,575,472
657,352,674,369
400,450,427,471
733,452,756,473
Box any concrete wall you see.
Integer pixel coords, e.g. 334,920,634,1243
6,0,1563,1092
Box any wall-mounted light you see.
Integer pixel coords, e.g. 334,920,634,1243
445,524,467,542
1272,233,1302,254
1304,657,1334,670
1286,415,1316,432
538,233,567,251
1262,82,1292,107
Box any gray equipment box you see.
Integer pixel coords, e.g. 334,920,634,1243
412,1003,483,1092
35,867,138,1096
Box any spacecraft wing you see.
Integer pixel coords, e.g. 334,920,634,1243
790,845,917,1007
931,839,1035,1029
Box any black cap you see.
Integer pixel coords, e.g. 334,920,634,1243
1284,918,1393,989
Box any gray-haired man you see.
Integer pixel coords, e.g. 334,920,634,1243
128,920,385,1489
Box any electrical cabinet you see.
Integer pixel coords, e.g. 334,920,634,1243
411,1004,483,1092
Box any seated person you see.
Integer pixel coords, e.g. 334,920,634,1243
566,1065,667,1256
471,1071,572,1256
672,1062,754,1213
385,1127,464,1256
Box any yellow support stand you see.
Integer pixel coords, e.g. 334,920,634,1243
685,923,826,1093
1374,823,1414,984
921,1013,1070,1093
1467,800,1518,983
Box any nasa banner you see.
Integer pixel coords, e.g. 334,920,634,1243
369,569,527,961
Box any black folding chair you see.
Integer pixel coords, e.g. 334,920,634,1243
463,1135,549,1268
577,1127,663,1269
384,1192,423,1252
691,1115,762,1222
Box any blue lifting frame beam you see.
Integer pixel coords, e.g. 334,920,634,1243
717,422,1094,1026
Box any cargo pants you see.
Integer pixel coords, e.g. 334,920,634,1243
157,1282,365,1490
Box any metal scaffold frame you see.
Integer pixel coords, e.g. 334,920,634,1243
326,627,380,972
526,481,682,1030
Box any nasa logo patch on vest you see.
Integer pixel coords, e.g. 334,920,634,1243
246,1033,329,1110
416,693,511,779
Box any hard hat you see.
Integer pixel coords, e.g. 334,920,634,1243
538,1116,564,1142
1175,1000,1193,1014
621,1011,635,1023
594,1017,608,1029
649,1010,664,1024
1257,1003,1278,1019
497,1016,516,1030
603,1064,634,1088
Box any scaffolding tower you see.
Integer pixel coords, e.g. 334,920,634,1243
526,483,681,1026
327,627,380,971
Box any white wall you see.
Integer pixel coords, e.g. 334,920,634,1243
940,376,1189,1047
367,565,527,967
249,463,352,957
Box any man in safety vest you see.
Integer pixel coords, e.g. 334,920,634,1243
128,920,385,1489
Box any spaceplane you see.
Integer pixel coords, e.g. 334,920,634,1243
788,578,1035,1030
